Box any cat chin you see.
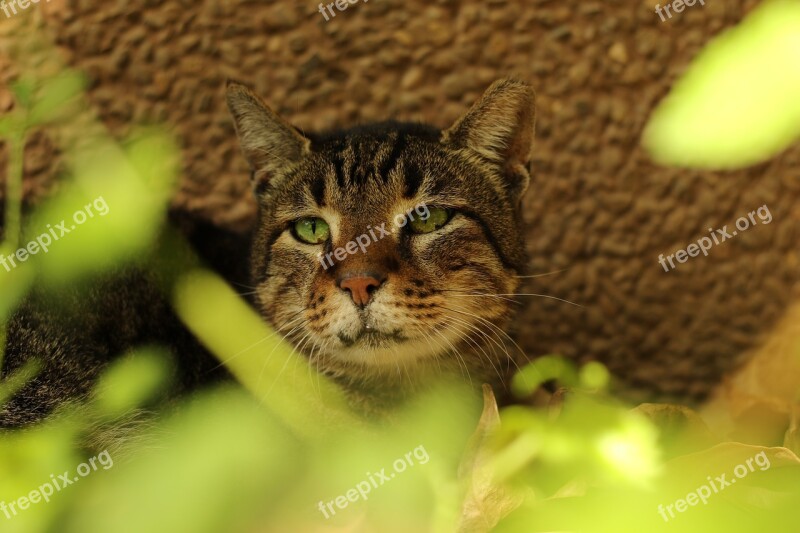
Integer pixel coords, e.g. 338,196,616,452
332,336,445,368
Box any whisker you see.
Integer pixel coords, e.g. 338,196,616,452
236,290,263,298
442,308,515,368
208,311,306,372
410,324,445,375
264,329,317,402
441,303,527,373
429,325,473,387
231,282,261,290
441,312,504,359
441,315,506,386
259,327,311,402
489,293,583,308
308,337,331,401
439,290,520,305
514,269,568,279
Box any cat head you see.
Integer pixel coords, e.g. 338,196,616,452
226,79,534,383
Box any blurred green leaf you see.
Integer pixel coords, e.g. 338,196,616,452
511,355,578,397
643,0,800,168
0,418,82,533
0,116,18,137
26,129,179,284
172,269,360,440
28,73,86,126
64,388,297,533
10,77,35,110
0,359,41,406
0,246,34,322
92,349,171,420
580,361,610,390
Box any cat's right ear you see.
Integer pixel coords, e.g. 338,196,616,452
442,78,535,199
226,81,311,192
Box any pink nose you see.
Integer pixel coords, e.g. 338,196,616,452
339,275,384,307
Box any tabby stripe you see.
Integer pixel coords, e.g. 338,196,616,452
310,176,326,207
254,226,288,283
342,141,360,185
378,132,407,184
458,210,520,271
403,160,424,199
332,149,347,188
253,171,270,198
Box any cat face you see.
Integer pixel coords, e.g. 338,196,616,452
227,79,535,382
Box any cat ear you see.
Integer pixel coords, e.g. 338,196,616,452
226,81,311,191
442,78,535,198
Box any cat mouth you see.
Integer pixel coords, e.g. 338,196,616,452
337,328,406,348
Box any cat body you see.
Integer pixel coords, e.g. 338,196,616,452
0,214,249,428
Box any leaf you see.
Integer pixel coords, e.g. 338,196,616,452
510,355,579,398
9,76,36,109
0,116,17,137
785,406,800,456
0,244,35,322
92,349,171,420
64,389,297,533
634,403,718,459
0,359,41,406
172,269,359,440
457,385,525,532
28,129,179,284
28,72,86,126
642,0,800,169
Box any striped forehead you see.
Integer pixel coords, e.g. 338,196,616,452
308,128,443,204
276,122,504,221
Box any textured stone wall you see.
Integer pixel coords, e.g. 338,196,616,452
2,0,799,402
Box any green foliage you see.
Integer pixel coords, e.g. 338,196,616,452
64,387,299,533
643,0,800,169
91,350,171,421
497,356,661,498
172,268,358,440
27,129,179,284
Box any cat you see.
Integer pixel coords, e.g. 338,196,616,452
0,78,535,426
226,78,534,411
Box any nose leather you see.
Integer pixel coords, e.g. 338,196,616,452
339,274,384,307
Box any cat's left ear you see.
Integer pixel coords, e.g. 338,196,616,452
226,81,311,192
442,78,535,199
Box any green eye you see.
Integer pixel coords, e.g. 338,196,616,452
408,207,451,234
293,217,330,244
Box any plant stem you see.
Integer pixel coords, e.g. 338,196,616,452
1,126,25,373
4,132,24,250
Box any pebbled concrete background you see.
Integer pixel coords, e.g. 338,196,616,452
1,0,799,403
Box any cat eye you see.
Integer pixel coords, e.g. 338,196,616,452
293,217,330,244
408,207,452,234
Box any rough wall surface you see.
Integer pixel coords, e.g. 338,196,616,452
2,0,799,403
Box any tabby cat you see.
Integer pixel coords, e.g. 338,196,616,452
228,78,534,408
0,78,535,426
